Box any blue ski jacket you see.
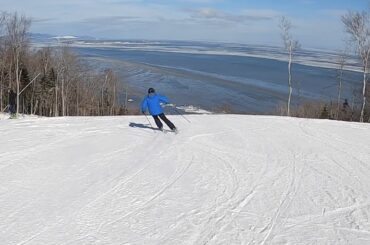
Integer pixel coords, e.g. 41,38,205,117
141,94,169,116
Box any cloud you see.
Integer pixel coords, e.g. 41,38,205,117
318,9,347,18
81,16,141,25
31,17,57,23
188,8,279,23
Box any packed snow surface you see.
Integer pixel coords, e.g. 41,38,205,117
1,115,370,244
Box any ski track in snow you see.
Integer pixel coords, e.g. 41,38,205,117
0,115,370,245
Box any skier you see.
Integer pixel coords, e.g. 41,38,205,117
342,98,351,121
141,88,177,132
8,89,16,117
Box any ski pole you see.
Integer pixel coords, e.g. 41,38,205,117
171,106,191,123
144,113,155,131
19,73,41,96
2,105,9,113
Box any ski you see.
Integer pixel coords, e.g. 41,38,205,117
160,129,178,134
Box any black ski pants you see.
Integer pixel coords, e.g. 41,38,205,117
152,113,176,130
9,104,16,114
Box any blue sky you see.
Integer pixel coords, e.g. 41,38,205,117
0,0,368,49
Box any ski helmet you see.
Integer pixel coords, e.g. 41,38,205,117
148,88,155,94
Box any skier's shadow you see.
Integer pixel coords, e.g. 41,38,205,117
129,122,158,131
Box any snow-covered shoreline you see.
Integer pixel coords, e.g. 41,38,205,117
1,115,369,244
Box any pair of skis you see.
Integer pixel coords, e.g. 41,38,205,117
159,128,178,134
144,114,179,134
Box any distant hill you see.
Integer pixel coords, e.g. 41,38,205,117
29,33,96,44
29,33,54,43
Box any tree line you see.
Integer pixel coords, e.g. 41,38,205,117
0,12,127,118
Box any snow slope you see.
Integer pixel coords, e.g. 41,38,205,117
0,115,370,244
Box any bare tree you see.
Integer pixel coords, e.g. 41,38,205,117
0,11,125,118
5,12,31,117
101,71,108,115
279,16,300,116
109,71,118,116
0,12,6,111
336,52,347,120
342,11,370,122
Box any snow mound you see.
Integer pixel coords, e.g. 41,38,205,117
0,112,8,120
0,113,41,120
176,105,213,114
0,115,369,244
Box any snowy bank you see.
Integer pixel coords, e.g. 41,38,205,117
0,112,41,120
0,115,369,244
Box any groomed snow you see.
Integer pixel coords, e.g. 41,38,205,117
0,115,370,244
